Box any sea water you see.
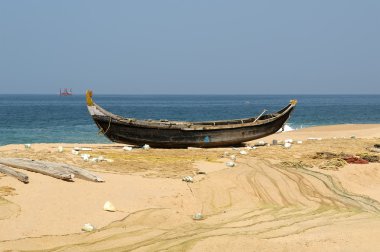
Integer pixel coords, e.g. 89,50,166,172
0,94,379,145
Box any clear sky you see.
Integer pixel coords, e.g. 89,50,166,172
0,0,379,94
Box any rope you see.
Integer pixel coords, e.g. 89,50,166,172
98,117,112,135
186,180,205,216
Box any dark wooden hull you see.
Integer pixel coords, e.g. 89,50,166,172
92,106,294,148
85,89,297,148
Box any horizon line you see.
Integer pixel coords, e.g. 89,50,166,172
1,93,380,96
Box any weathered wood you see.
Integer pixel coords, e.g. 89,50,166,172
86,90,297,148
0,164,29,183
0,158,104,182
41,161,104,182
0,158,74,182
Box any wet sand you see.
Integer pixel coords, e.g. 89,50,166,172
1,124,380,251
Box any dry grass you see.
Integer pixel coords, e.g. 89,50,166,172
0,138,378,177
0,146,222,179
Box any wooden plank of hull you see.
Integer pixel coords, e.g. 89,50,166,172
92,107,294,148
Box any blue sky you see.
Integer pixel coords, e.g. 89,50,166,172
0,0,379,94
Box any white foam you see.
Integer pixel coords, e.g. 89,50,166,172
277,124,295,133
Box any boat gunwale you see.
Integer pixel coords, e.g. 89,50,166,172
89,101,296,131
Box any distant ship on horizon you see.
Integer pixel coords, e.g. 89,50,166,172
60,88,73,96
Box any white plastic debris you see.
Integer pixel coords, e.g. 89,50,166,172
103,201,116,212
81,153,91,161
182,176,194,183
284,142,292,148
97,156,104,161
58,146,64,153
255,141,266,146
284,139,293,144
192,212,204,220
226,161,236,167
90,158,99,162
24,144,31,149
82,223,95,232
74,147,92,151
123,146,133,151
230,155,236,161
71,149,79,155
232,147,240,150
239,150,248,155
297,140,303,144
188,147,202,150
308,137,322,141
142,144,150,150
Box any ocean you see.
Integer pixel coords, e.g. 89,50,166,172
0,94,379,146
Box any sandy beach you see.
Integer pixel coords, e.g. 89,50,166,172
1,124,380,251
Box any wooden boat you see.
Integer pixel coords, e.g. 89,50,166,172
86,90,297,148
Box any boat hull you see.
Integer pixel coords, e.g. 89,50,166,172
91,107,294,148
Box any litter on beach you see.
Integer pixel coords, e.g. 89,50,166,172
192,213,204,220
81,154,91,161
103,201,116,212
297,140,303,144
123,146,133,151
284,142,292,148
24,144,31,149
230,155,236,161
82,223,95,232
370,148,380,153
71,150,79,155
239,150,248,155
74,147,93,151
58,146,64,152
142,144,150,150
255,141,267,146
308,137,322,141
226,161,235,167
182,176,194,183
